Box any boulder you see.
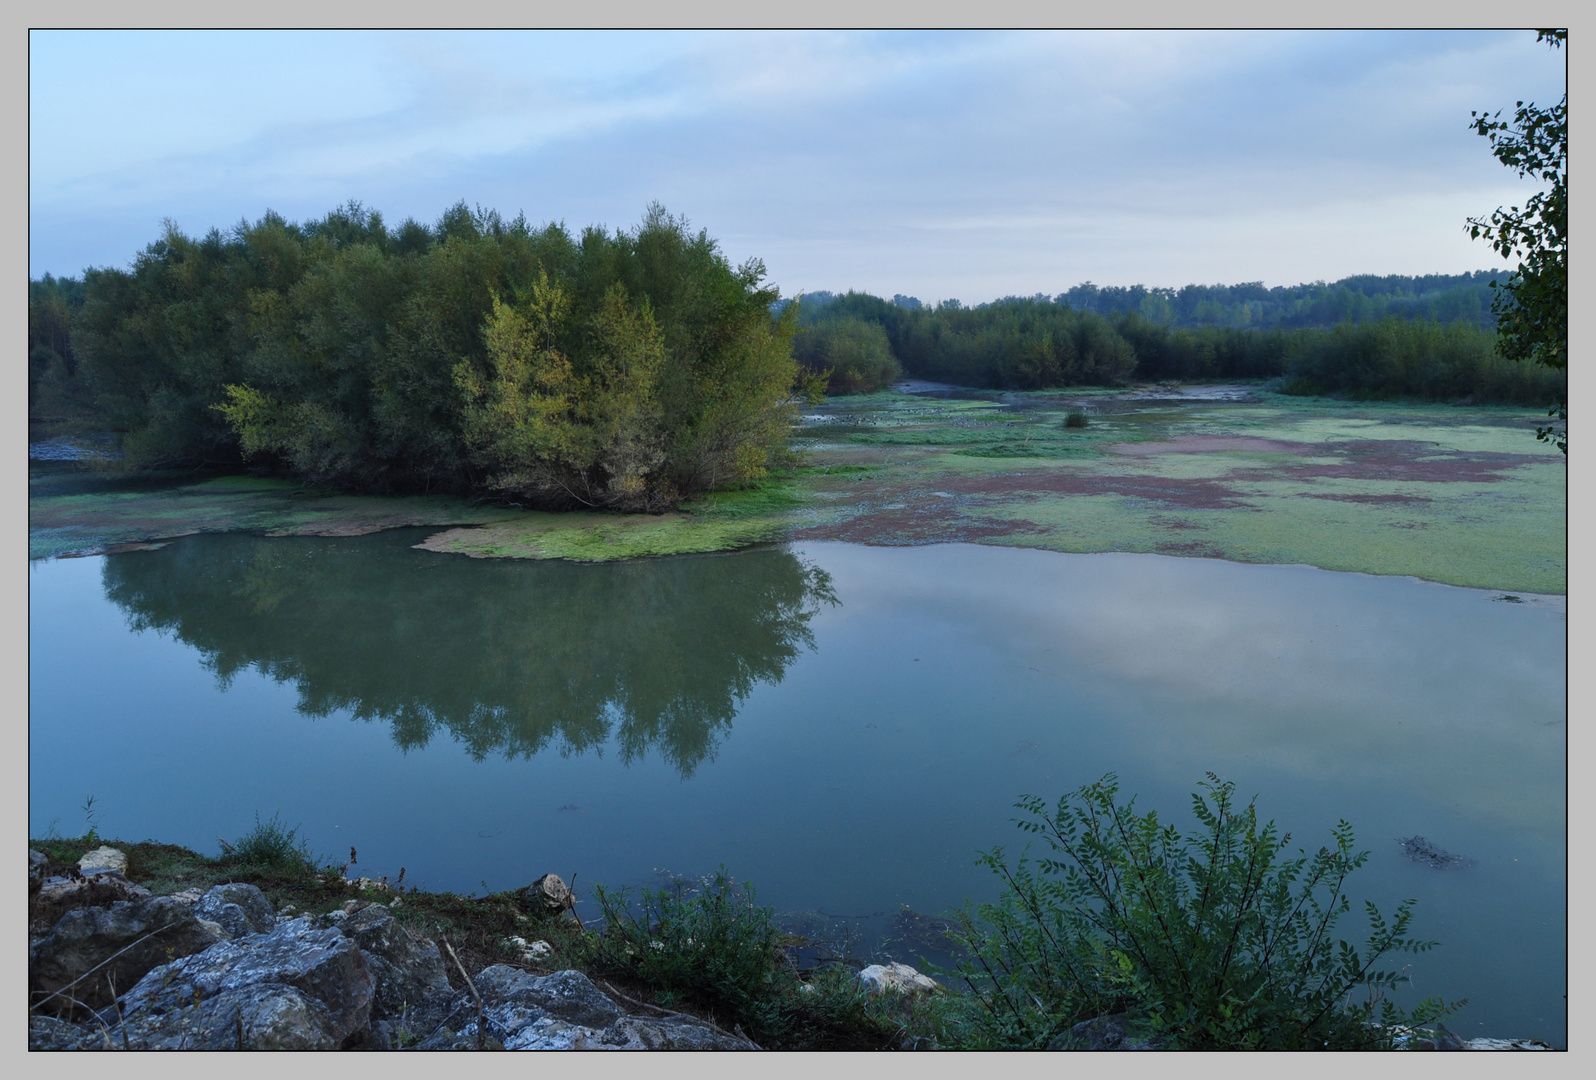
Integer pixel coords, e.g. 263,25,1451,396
107,916,374,1046
517,873,575,916
78,846,129,876
30,896,227,1011
857,962,940,996
415,966,753,1051
30,849,48,890
193,883,276,939
1465,1037,1556,1051
36,872,151,908
1047,1014,1161,1051
29,1014,104,1051
107,983,345,1050
334,904,449,1019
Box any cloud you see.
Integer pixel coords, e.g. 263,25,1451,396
29,30,1565,296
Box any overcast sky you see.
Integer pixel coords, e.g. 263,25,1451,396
28,29,1566,303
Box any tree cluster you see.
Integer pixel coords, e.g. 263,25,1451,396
43,202,799,509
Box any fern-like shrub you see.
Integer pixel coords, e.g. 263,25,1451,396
939,773,1460,1049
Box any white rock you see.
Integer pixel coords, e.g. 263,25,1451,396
1465,1038,1555,1051
523,940,555,962
78,846,128,876
857,962,939,996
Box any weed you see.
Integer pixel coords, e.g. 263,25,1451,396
1064,409,1090,429
217,812,317,874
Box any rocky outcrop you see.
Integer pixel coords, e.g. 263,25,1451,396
104,916,374,1048
30,849,48,890
192,883,276,939
517,874,575,917
334,904,449,1021
30,896,228,1010
410,965,753,1051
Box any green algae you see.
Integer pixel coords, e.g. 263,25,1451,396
27,387,1566,590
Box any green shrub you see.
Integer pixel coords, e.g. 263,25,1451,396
1064,409,1089,429
580,868,905,1048
939,773,1459,1049
217,812,317,874
792,317,901,395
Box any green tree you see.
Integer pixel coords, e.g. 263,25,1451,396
1467,29,1567,452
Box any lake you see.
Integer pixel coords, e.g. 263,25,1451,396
28,532,1566,1045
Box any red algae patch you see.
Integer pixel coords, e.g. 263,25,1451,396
1105,435,1311,456
937,471,1256,511
1276,441,1548,484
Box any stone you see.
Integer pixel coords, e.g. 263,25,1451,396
30,896,228,1011
29,1014,105,1051
108,983,345,1050
108,916,374,1045
857,962,940,996
1409,1023,1467,1050
417,966,754,1051
1464,1037,1555,1050
523,940,555,963
36,872,151,908
193,882,276,939
168,888,205,905
517,873,575,916
30,849,49,890
78,846,129,876
1047,1014,1161,1051
335,903,449,1020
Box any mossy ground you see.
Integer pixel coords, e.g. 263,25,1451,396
28,385,1565,592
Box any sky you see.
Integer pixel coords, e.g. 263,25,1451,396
28,29,1567,304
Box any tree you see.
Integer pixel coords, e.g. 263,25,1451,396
1467,29,1566,452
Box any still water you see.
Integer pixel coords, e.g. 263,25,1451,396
28,532,1566,1045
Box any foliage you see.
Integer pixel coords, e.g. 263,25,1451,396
791,314,901,394
216,812,318,873
55,202,799,506
1279,317,1564,405
1467,29,1566,452
1064,409,1089,429
580,868,905,1048
940,773,1459,1050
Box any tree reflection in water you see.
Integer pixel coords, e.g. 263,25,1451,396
102,532,836,776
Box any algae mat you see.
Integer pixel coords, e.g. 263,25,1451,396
27,386,1565,592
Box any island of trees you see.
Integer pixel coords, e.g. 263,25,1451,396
30,200,1565,507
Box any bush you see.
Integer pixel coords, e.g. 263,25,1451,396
1064,409,1089,429
217,812,317,874
580,867,905,1048
939,773,1459,1050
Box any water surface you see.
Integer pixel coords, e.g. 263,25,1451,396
29,534,1566,1044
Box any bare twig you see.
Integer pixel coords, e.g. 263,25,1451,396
29,925,174,1013
441,939,487,1050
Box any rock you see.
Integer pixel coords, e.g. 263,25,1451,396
30,1013,105,1050
78,846,129,876
517,873,574,916
30,849,49,890
30,896,228,1011
334,904,449,1020
502,935,555,964
1465,1037,1556,1050
193,883,276,939
168,888,205,905
857,962,940,996
36,871,151,908
416,966,753,1051
1048,1014,1161,1050
107,916,374,1046
108,983,345,1050
1410,1023,1467,1050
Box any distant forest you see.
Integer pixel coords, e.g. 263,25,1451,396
784,275,1561,403
29,203,1564,500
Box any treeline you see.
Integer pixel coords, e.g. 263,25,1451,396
803,270,1508,332
31,202,799,509
786,290,1563,404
